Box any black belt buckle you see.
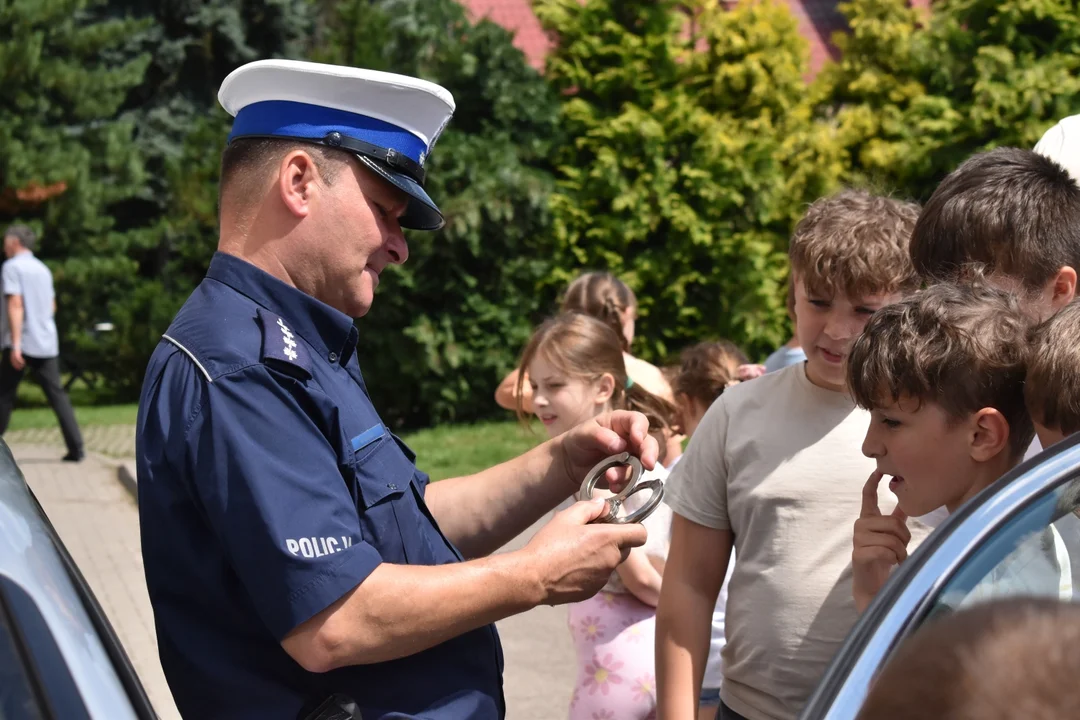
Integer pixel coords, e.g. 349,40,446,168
299,694,362,720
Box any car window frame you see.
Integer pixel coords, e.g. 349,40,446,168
0,582,48,720
0,574,90,719
800,432,1080,720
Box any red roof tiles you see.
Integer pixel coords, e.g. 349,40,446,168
458,1,932,77
459,0,552,71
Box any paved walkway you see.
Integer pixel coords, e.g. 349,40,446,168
8,423,137,458
15,444,181,720
13,440,575,720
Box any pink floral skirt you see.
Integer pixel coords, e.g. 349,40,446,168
567,590,658,720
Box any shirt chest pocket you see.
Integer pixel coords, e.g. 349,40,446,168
350,431,438,565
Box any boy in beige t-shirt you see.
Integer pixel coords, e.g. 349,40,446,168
655,190,935,720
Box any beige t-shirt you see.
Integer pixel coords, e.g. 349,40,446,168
664,363,932,720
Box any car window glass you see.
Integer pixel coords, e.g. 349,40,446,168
0,602,44,720
928,477,1080,618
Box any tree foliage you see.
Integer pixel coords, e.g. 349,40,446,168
817,0,1080,199
0,0,153,395
314,0,562,428
535,0,844,361
10,0,1080,427
85,0,313,397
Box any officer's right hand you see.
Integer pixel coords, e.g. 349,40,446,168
523,498,647,606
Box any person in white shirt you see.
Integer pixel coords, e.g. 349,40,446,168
0,225,83,461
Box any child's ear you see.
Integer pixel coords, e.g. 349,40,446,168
969,408,1011,462
675,392,692,413
1050,266,1078,313
595,373,616,406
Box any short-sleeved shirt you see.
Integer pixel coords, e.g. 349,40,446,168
1,252,58,358
664,363,933,720
762,345,806,374
136,252,504,720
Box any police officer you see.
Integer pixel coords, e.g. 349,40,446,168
136,59,655,720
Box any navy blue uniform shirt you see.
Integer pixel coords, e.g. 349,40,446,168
136,252,504,719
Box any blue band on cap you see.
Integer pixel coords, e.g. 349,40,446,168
228,100,427,164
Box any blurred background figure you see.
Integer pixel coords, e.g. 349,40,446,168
857,598,1080,720
0,225,83,462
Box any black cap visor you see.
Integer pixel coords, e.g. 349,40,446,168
354,154,444,231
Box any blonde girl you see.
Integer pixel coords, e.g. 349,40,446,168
516,312,677,720
497,271,682,462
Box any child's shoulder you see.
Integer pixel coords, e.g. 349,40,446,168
720,361,807,409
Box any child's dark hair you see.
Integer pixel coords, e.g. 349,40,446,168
911,146,1080,294
1026,297,1080,435
857,598,1080,720
560,272,637,352
515,312,676,433
847,279,1034,460
672,340,749,406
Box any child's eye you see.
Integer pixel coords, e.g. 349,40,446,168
548,382,564,390
856,306,879,316
881,417,901,428
528,382,539,391
809,299,830,308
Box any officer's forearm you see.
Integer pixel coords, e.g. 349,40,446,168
424,438,572,558
281,551,542,671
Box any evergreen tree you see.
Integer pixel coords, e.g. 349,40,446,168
818,0,1080,199
89,0,314,397
314,0,562,428
536,0,844,361
0,0,151,395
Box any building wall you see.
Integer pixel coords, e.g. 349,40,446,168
459,1,933,76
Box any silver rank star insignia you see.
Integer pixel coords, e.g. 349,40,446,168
277,318,298,362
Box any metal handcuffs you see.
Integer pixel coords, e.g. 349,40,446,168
579,451,665,524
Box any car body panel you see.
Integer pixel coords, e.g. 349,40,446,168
801,432,1080,720
0,439,153,718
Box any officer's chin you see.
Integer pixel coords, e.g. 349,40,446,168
338,288,375,319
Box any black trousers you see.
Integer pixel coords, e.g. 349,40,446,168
718,700,750,720
0,350,83,455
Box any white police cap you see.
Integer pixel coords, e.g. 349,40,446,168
1034,114,1080,186
218,59,456,231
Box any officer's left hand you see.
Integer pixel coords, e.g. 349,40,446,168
557,410,659,495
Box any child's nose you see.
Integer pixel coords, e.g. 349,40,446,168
862,429,883,459
824,312,857,340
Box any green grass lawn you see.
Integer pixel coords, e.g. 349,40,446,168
400,419,544,481
7,403,139,431
8,386,543,481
